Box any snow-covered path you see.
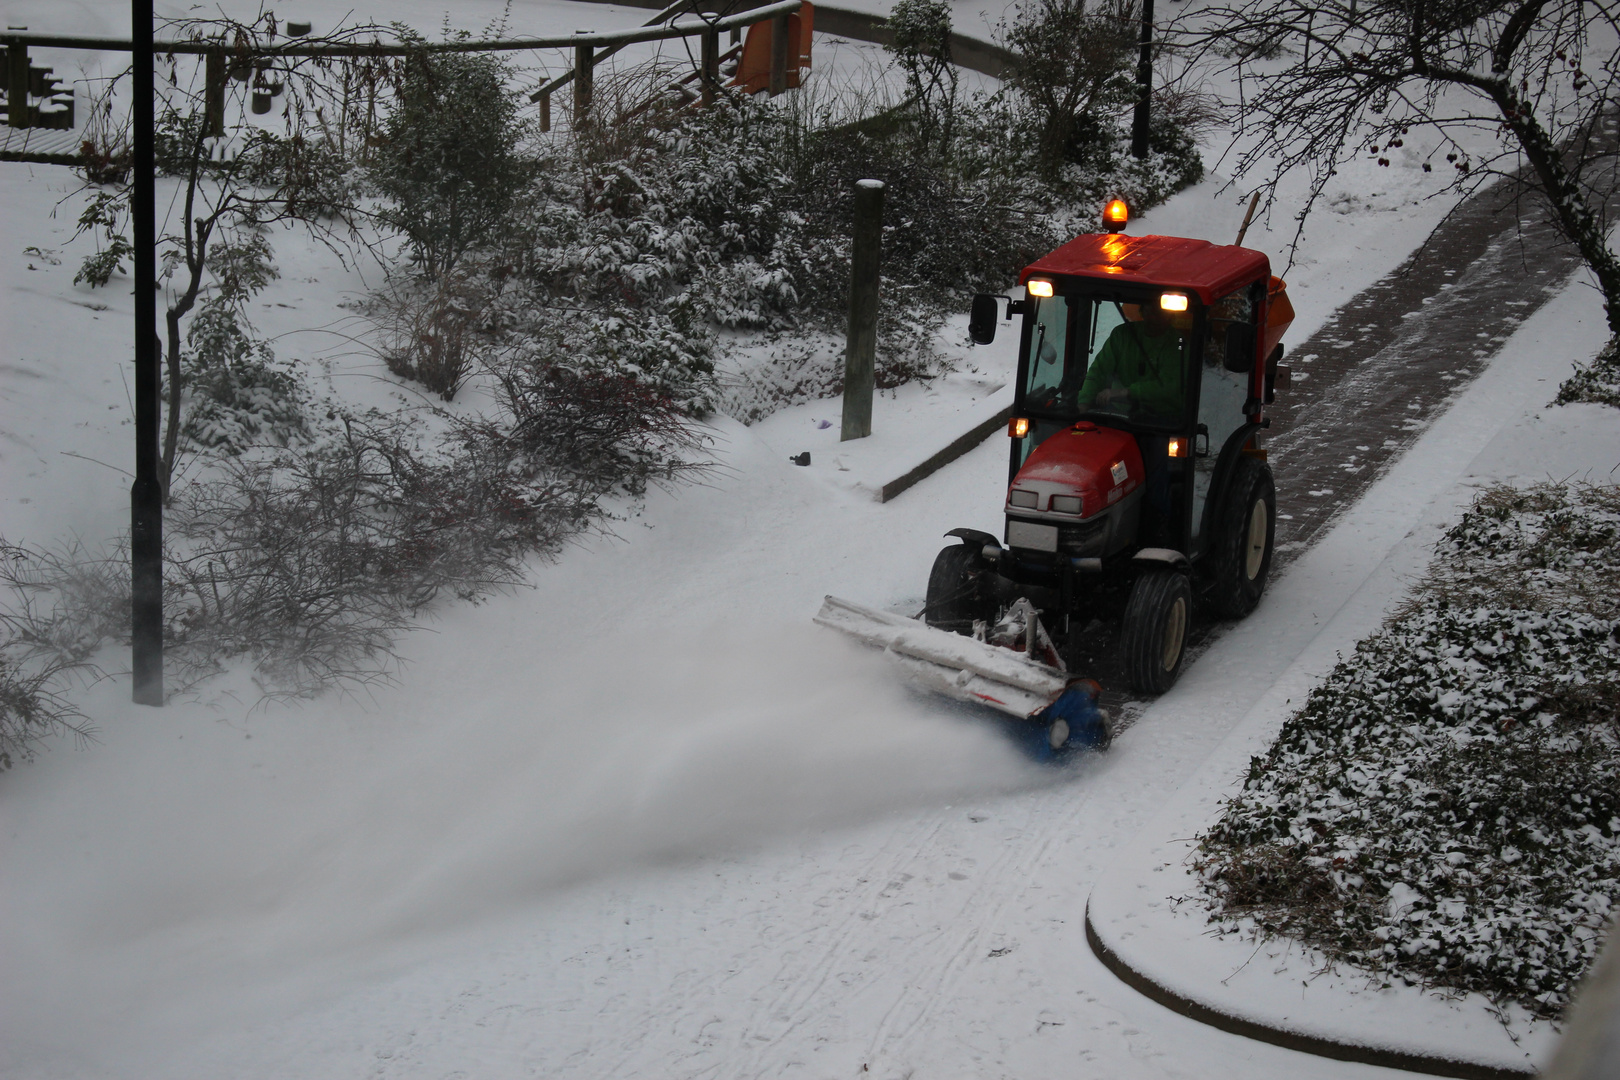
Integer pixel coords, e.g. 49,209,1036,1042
1,274,1432,1080
4,0,1610,1075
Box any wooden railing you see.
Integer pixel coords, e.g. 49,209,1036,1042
525,0,805,130
0,0,803,140
1,0,1013,151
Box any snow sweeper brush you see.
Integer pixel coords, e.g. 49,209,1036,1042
813,595,1112,758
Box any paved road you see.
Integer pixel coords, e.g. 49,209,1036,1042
1267,175,1598,564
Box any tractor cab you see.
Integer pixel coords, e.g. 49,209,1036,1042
942,214,1295,694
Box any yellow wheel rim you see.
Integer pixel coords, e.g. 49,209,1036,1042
1161,595,1187,672
1244,499,1269,581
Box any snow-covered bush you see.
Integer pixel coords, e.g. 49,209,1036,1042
374,59,1206,422
0,540,113,769
370,37,530,279
1555,337,1620,410
1,388,707,703
181,300,310,452
999,0,1137,175
885,0,959,149
1198,481,1620,1019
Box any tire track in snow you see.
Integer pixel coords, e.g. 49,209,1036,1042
710,811,972,1077
858,783,1090,1065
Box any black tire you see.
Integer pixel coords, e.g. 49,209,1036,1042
925,544,990,633
1209,454,1276,619
1121,570,1191,695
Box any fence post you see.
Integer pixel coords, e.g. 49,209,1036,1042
841,179,883,442
730,25,741,46
539,89,551,132
204,50,225,136
7,42,29,129
701,26,718,105
768,11,790,96
574,37,593,120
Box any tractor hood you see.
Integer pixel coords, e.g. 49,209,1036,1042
1006,423,1144,521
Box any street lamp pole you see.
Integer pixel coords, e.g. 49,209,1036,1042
130,0,163,705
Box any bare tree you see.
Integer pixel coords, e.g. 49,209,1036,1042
1178,0,1620,334
76,13,395,496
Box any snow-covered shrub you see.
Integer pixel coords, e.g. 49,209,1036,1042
476,355,711,501
370,53,1207,422
997,0,1136,174
0,540,113,769
374,270,499,401
885,0,959,149
1198,481,1620,1019
370,37,529,279
1555,336,1620,409
181,299,310,452
992,0,1209,204
162,393,706,694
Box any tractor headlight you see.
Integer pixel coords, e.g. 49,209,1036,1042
1027,279,1055,298
1159,292,1189,312
1050,495,1082,515
1008,416,1030,438
1009,489,1039,509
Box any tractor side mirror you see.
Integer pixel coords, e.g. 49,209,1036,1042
1223,322,1256,374
969,294,1001,345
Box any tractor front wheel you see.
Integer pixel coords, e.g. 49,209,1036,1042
1209,455,1276,619
1121,570,1191,695
925,543,992,634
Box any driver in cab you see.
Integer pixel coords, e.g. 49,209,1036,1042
1076,301,1185,420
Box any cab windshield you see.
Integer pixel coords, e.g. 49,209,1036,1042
1022,293,1189,428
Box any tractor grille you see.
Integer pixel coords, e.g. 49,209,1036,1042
1057,517,1109,557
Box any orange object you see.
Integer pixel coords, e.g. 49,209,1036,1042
1263,276,1294,359
731,2,814,94
1102,198,1128,230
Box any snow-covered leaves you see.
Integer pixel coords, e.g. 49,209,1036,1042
1198,481,1620,1018
1555,335,1620,410
181,300,311,454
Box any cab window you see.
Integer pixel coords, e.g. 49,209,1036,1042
1021,294,1189,428
1022,295,1070,405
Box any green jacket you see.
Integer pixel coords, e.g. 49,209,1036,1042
1078,323,1185,420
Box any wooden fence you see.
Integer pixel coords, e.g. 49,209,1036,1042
0,0,1015,165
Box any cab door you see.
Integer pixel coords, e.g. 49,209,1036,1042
1008,290,1085,480
1189,284,1261,550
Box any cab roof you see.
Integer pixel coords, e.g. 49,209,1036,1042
1020,233,1270,305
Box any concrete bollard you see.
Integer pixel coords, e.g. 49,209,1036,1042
841,179,883,442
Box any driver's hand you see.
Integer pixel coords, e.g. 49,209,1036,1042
1096,387,1130,407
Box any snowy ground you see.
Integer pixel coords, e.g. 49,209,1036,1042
2,0,1607,1077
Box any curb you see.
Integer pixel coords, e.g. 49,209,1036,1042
1083,903,1534,1080
878,404,1010,502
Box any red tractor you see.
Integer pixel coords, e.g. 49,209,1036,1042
932,206,1294,694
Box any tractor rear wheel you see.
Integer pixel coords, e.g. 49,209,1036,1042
925,543,991,634
1209,455,1276,619
1121,570,1191,695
